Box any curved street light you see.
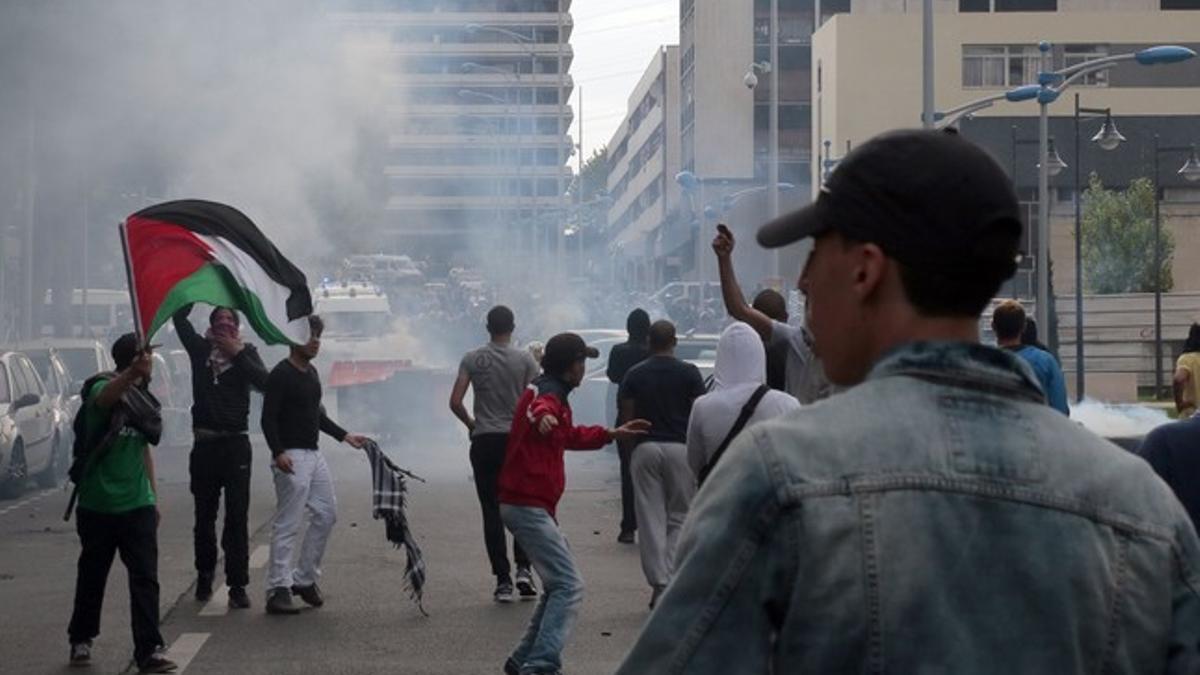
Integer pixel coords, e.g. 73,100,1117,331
1090,111,1126,152
1179,145,1200,182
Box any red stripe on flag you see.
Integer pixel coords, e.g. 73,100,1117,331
125,216,214,332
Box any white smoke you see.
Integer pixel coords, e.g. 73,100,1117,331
1070,398,1171,439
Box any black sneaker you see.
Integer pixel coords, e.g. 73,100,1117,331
138,647,178,673
228,586,251,609
617,530,635,545
265,587,301,615
515,567,538,601
69,641,91,667
494,577,515,603
195,572,214,602
291,583,325,608
503,657,520,675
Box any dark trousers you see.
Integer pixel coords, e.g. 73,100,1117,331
68,506,163,665
618,438,638,534
470,433,529,578
190,435,252,588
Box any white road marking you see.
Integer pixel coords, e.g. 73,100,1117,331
249,544,269,569
198,545,269,617
0,488,55,516
198,586,229,617
166,632,210,672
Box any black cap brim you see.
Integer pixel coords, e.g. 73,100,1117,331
756,197,830,249
583,346,600,359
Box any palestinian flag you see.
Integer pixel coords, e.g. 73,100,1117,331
122,199,312,345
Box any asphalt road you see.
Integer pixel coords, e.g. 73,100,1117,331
0,434,650,674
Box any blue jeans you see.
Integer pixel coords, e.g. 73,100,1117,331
501,504,584,674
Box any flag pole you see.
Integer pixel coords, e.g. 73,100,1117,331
118,219,145,346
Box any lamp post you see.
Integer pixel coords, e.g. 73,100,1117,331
745,55,781,280
465,24,548,268
460,87,532,262
937,44,1196,351
1151,138,1200,397
821,139,851,183
1071,96,1125,402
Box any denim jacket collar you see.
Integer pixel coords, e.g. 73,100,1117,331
867,341,1046,405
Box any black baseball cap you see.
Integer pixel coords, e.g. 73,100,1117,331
542,332,600,375
757,129,1022,280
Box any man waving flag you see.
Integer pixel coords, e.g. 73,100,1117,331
120,200,312,345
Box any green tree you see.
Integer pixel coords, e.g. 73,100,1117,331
1080,174,1173,294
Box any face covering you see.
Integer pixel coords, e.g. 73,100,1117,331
205,314,242,381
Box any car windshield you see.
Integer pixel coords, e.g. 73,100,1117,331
26,353,60,395
321,312,392,338
57,348,99,382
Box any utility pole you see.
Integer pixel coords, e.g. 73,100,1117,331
922,0,934,129
768,0,781,280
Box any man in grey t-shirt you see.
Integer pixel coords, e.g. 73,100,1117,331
450,306,541,603
714,225,833,404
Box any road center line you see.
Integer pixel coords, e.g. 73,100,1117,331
198,545,269,617
249,544,269,569
166,632,209,673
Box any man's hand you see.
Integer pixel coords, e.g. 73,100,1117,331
344,433,369,449
274,453,294,474
712,223,735,259
130,351,153,381
537,415,560,436
212,334,245,357
610,419,651,443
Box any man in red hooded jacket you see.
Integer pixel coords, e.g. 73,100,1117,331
498,332,649,675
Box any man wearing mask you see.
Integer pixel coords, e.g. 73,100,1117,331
606,308,651,544
173,305,269,609
261,315,368,615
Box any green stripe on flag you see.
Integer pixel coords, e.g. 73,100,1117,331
147,262,299,345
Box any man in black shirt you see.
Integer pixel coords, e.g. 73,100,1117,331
174,305,269,609
606,308,651,544
261,315,367,615
1139,416,1200,530
619,320,707,608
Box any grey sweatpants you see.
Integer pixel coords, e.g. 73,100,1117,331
631,441,696,589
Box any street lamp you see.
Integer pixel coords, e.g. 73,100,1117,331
1151,136,1200,397
937,43,1196,352
1039,138,1068,177
822,139,851,183
1070,97,1124,402
468,18,569,280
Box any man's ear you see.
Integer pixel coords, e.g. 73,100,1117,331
849,242,888,303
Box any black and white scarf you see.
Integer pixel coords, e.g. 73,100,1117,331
364,440,427,616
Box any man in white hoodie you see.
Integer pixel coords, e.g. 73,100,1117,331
686,322,800,481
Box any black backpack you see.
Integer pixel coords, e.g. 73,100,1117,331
68,372,116,485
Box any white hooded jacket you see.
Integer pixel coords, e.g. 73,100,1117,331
685,322,801,479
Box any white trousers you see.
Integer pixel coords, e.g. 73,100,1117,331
267,450,338,591
631,441,695,589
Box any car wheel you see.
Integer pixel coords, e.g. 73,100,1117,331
0,441,27,499
35,435,63,489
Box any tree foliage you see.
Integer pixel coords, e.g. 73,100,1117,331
1080,174,1173,294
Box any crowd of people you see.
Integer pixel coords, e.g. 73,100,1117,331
62,129,1200,674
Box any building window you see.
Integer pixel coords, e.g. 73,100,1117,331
963,45,1041,88
1063,44,1109,86
961,0,1056,9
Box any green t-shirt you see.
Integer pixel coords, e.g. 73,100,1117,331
77,379,156,514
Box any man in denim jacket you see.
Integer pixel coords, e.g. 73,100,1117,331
617,129,1200,674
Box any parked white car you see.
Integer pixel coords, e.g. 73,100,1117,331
21,347,80,473
0,351,63,497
